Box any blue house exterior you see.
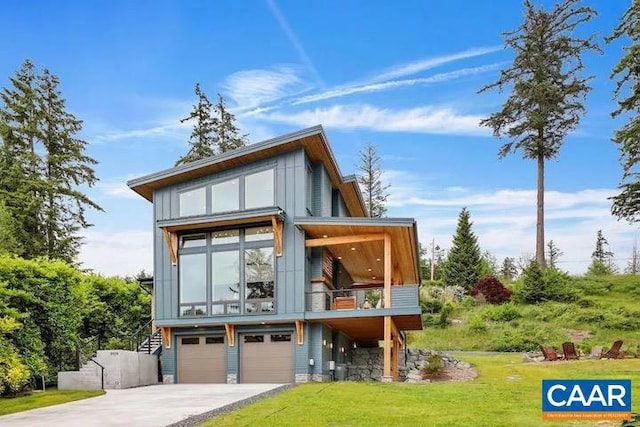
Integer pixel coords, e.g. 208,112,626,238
128,126,422,384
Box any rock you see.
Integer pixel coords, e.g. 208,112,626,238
457,361,471,369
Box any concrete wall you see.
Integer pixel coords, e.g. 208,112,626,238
58,350,158,390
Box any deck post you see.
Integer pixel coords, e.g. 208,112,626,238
382,315,392,382
384,233,391,308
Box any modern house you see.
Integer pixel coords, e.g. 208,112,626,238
127,125,422,384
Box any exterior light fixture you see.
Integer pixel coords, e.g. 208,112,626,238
323,339,327,346
323,234,328,238
337,256,342,260
367,268,372,272
372,276,376,280
351,247,356,251
376,258,381,262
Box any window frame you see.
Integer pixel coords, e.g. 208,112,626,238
178,226,276,317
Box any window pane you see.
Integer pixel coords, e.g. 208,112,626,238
181,305,206,317
211,251,240,302
271,334,291,342
206,337,224,344
211,304,225,315
211,229,239,245
179,187,206,216
245,247,274,300
179,253,206,304
212,179,239,213
245,169,274,209
227,303,240,314
243,335,264,343
181,337,200,345
245,226,273,242
181,234,206,249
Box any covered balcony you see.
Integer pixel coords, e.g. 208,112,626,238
295,217,423,381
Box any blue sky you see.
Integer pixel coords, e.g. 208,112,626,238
0,0,636,275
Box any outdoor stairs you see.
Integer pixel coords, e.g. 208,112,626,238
137,328,163,355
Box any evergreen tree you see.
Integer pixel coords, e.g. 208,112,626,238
546,240,563,269
0,201,19,255
176,83,216,165
0,60,45,258
588,230,615,275
500,257,518,281
213,93,247,154
479,0,599,268
609,1,640,222
176,86,247,166
625,240,640,275
480,250,499,277
37,69,102,262
356,143,389,217
443,208,483,290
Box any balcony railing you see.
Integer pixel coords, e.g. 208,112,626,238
306,285,419,312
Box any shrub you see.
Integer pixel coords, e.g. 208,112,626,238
482,303,521,322
421,353,444,376
420,298,443,314
471,276,511,304
437,303,454,328
468,316,488,333
516,263,578,304
517,261,545,303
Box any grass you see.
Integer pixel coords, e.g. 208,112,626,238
408,275,640,353
206,355,640,427
0,388,105,416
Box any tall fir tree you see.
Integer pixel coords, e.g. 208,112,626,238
443,208,483,290
356,143,389,217
609,1,640,221
176,86,247,166
213,93,247,154
500,257,518,281
479,0,599,268
38,69,102,262
0,60,45,258
546,240,563,269
588,230,615,275
176,83,216,165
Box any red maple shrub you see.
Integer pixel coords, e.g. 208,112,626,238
471,276,511,304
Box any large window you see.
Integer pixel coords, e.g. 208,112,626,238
178,168,275,217
179,187,206,217
245,169,274,209
178,227,275,317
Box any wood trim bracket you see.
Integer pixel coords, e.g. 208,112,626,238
295,320,304,345
305,233,385,248
161,327,171,349
225,323,235,347
162,228,178,266
271,216,283,257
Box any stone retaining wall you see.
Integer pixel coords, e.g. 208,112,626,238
345,348,468,382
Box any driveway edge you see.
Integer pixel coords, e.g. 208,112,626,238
166,384,295,427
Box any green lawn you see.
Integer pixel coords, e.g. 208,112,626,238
0,389,105,416
207,355,640,427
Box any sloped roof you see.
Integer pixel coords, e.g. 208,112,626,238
127,125,367,217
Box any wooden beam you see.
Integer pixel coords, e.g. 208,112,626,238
295,320,304,345
160,327,171,349
305,233,385,248
271,216,283,257
383,316,392,379
162,228,178,266
225,324,235,347
384,233,392,308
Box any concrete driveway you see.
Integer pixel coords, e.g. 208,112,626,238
0,383,285,427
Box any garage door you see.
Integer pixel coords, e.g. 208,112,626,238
177,336,226,383
240,333,294,383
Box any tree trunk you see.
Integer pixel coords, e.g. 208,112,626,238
536,152,546,269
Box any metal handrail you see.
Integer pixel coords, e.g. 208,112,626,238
131,319,155,352
87,358,106,390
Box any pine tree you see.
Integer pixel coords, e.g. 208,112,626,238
500,257,518,281
0,60,46,258
214,93,247,154
176,83,216,165
479,0,599,268
37,69,102,262
176,87,247,166
443,208,483,290
356,143,389,217
609,1,640,222
625,240,640,275
546,240,563,269
588,230,615,275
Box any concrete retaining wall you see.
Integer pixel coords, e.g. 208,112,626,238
58,350,159,390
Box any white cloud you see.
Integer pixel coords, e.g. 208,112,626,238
94,121,189,143
78,230,153,277
256,104,487,136
223,65,310,110
291,63,505,106
367,46,502,83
